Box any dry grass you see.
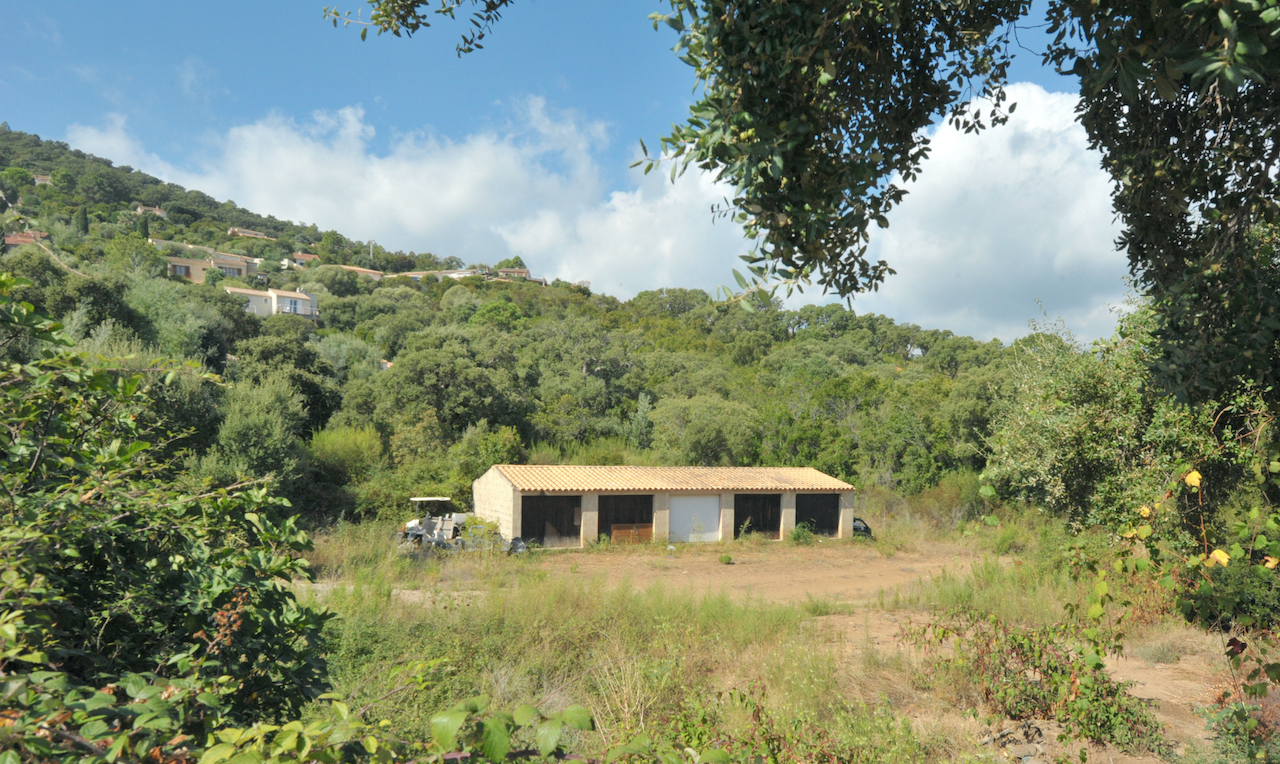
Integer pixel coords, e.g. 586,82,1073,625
1125,619,1220,665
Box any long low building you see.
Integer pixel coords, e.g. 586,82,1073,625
473,465,856,548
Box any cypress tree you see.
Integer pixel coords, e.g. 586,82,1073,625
74,206,89,235
138,213,150,239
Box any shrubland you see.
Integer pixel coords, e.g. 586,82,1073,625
4,125,1280,761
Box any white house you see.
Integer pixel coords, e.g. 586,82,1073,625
223,286,319,318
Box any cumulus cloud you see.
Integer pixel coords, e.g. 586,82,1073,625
65,84,1125,340
852,83,1129,341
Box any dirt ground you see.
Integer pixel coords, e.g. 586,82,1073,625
538,538,964,604
537,540,1230,763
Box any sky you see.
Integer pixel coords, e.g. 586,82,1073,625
0,1,1132,342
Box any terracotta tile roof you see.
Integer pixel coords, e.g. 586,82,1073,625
490,465,854,493
269,288,313,300
224,287,270,297
338,265,382,276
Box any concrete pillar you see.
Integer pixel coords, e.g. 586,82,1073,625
838,491,856,538
719,492,735,541
781,491,796,537
652,492,670,543
580,493,599,547
512,489,523,539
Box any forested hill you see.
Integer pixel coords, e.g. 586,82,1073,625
0,123,1011,522
0,123,460,272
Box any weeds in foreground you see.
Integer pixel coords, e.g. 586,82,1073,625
904,610,1168,755
788,523,816,546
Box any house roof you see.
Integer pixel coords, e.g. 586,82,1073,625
269,288,313,300
337,265,383,276
166,256,210,266
224,287,270,298
488,465,854,493
293,252,320,261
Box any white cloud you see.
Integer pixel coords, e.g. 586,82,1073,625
851,83,1128,341
65,84,1125,340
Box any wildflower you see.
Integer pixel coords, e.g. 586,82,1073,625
1139,505,1152,518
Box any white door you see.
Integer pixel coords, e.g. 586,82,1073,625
669,495,721,543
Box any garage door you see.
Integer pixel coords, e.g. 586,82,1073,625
669,495,720,543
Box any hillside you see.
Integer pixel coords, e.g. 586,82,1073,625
0,122,461,273
0,124,1009,522
4,123,1277,764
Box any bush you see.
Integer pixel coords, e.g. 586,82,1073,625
905,610,1167,754
788,523,816,546
310,425,384,485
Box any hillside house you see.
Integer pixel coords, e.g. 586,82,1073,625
227,227,276,241
291,252,320,267
222,286,318,318
400,268,547,286
134,205,168,220
3,230,50,249
33,175,51,186
473,465,856,548
168,253,258,283
337,265,383,281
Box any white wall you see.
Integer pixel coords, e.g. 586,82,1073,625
472,468,518,539
669,495,721,543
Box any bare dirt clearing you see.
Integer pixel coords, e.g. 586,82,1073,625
538,540,966,605
537,541,1228,762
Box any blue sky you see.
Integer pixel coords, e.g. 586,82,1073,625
1,1,1127,342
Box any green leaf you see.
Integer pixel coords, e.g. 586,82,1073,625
1087,602,1105,620
535,718,563,756
560,705,594,731
513,704,539,727
201,743,237,763
0,752,20,764
699,749,732,764
480,720,511,762
732,269,750,289
430,710,468,749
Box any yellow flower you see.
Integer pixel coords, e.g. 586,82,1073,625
1209,549,1231,567
1265,556,1279,570
1185,470,1202,488
1139,505,1152,518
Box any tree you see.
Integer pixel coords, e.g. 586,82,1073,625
104,232,166,276
341,0,1280,405
229,335,343,434
138,211,150,238
0,273,331,757
73,205,88,235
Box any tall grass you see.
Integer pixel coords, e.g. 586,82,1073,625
307,566,814,745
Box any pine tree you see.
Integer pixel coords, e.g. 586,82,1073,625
138,213,150,239
74,206,89,235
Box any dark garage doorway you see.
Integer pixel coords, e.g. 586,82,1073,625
598,494,654,543
521,495,581,547
796,493,840,536
734,494,781,539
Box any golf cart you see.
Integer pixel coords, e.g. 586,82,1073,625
398,497,471,549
